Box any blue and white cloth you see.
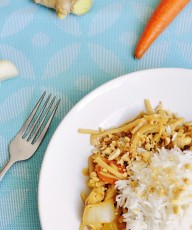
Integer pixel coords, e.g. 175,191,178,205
0,0,192,229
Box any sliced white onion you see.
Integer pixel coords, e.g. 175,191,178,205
83,199,115,225
0,60,19,81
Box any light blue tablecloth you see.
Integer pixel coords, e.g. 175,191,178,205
0,0,192,229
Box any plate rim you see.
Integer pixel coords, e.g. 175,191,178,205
38,67,192,229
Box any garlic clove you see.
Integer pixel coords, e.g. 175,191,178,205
0,60,19,81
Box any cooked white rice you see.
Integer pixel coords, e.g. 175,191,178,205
115,148,192,230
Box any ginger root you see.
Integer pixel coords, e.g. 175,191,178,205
34,0,93,19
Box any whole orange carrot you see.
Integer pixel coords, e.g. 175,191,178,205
135,0,190,59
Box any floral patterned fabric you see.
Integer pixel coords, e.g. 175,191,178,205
0,0,192,229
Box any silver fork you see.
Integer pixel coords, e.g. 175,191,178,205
0,92,60,181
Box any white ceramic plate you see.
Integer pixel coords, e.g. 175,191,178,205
39,68,192,230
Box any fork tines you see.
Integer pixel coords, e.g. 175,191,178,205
19,92,60,145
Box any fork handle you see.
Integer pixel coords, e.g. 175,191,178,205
0,159,16,181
